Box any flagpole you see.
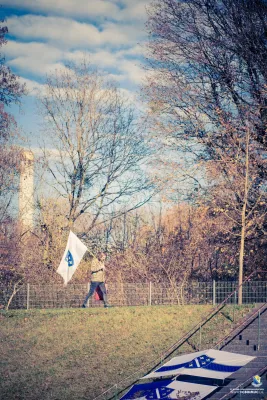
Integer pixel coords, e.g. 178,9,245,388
72,230,96,259
86,248,96,259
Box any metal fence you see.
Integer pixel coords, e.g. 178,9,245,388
1,280,267,310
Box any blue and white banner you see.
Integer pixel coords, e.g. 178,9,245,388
57,231,87,284
120,379,216,400
143,349,255,380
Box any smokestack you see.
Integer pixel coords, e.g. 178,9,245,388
19,150,34,230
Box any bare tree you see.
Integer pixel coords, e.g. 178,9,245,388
38,60,154,230
144,0,267,300
204,121,267,302
0,21,26,223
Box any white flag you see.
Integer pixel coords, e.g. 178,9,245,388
57,230,87,284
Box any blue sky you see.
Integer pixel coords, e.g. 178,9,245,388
1,0,149,146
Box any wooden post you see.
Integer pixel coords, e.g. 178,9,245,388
213,280,216,306
149,282,152,306
86,282,90,307
27,283,30,310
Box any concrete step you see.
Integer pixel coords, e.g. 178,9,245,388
223,343,267,352
225,338,267,346
231,329,266,337
238,324,267,332
221,351,267,358
224,336,266,348
208,363,267,399
220,327,267,345
207,352,267,398
242,321,267,329
208,303,267,398
217,310,267,341
221,346,267,354
224,338,267,345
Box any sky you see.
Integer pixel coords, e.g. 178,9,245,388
0,0,150,147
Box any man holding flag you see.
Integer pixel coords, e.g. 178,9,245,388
82,252,111,308
57,231,111,308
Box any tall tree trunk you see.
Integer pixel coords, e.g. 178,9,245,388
238,128,250,305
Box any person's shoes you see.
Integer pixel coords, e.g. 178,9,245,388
104,304,112,308
81,304,86,308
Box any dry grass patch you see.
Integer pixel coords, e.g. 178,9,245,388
0,304,252,400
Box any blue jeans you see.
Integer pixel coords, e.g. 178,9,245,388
83,281,108,306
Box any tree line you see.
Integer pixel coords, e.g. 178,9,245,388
1,1,267,306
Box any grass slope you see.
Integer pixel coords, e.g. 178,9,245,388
0,305,251,400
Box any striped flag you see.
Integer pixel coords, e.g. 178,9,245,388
143,349,255,380
57,231,87,284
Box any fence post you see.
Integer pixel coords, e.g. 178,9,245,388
257,310,261,350
149,282,152,306
213,280,216,306
114,383,118,400
86,282,90,307
26,283,30,310
233,291,237,323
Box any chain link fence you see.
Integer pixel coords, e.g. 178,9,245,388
1,280,267,309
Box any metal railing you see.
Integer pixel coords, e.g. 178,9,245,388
217,364,267,399
1,278,267,310
213,301,267,399
215,301,267,351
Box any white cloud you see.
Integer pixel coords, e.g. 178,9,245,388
4,41,63,63
3,3,149,92
2,0,150,151
119,87,138,103
2,0,149,21
6,15,106,48
103,22,146,45
4,41,67,77
65,50,146,84
66,50,118,67
6,15,145,48
5,39,146,87
118,60,145,84
19,77,46,97
117,0,149,22
10,58,68,78
19,71,140,105
1,0,120,19
108,73,125,82
118,44,145,57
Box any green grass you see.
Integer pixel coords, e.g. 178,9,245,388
0,305,253,400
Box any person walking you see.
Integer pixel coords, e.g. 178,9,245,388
82,252,111,308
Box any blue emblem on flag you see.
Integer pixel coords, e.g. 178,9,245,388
145,386,174,399
65,250,74,267
121,380,174,400
187,354,214,368
156,354,241,374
